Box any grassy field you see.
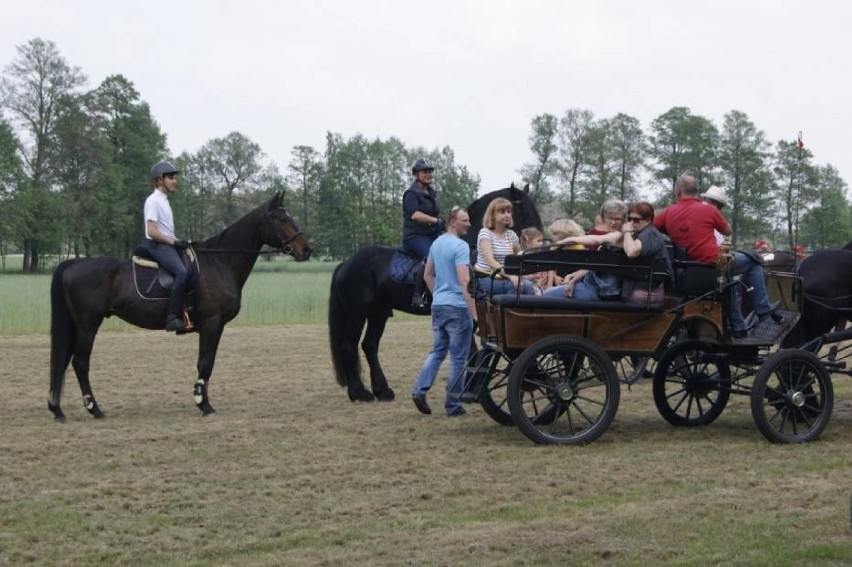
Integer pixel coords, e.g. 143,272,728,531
0,258,357,334
1,323,851,566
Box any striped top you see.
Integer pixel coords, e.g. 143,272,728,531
475,228,520,272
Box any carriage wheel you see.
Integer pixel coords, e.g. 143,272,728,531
507,335,620,445
653,340,731,427
750,349,833,443
477,349,517,426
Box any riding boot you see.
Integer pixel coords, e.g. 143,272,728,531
166,282,192,333
411,262,427,310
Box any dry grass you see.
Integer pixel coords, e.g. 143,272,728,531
1,322,851,566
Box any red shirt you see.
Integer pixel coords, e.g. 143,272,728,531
654,197,729,264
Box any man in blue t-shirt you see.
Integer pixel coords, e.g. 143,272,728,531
411,207,477,417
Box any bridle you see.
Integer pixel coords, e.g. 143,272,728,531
266,208,303,255
191,208,303,255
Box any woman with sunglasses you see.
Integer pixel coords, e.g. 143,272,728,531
545,201,670,304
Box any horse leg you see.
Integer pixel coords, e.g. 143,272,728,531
194,321,225,416
70,324,106,419
48,347,74,422
362,310,395,401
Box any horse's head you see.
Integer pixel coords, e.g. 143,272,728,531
463,182,542,251
262,192,313,261
505,181,542,233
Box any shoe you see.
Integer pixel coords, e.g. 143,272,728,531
412,394,431,415
731,329,748,339
447,408,468,417
166,314,192,333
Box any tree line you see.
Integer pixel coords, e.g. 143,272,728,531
0,38,849,272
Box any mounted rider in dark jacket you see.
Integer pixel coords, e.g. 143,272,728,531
402,157,444,309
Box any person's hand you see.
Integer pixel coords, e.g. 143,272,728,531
434,218,446,233
173,239,190,249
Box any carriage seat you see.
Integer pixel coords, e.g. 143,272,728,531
489,294,666,313
665,244,719,296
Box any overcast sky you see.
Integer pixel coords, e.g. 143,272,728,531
2,0,850,196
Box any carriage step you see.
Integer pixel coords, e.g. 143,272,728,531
732,310,799,345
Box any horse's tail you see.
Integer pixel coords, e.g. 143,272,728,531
49,260,77,407
328,260,361,387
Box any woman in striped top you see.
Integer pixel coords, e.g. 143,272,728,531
474,197,535,295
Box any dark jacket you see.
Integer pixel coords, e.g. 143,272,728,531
402,181,440,239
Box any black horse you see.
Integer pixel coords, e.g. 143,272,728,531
781,240,852,348
48,192,312,420
329,184,542,402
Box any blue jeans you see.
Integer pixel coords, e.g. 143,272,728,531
729,251,772,331
403,234,434,261
543,271,620,300
475,277,535,296
412,305,473,415
145,240,188,286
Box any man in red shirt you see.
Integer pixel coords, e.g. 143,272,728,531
655,175,779,338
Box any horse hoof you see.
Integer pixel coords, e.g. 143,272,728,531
349,390,375,402
199,403,216,416
48,403,66,421
89,407,105,419
375,389,396,402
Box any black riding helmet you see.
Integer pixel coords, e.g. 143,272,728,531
150,160,180,180
411,157,435,175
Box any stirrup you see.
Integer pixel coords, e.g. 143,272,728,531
176,310,195,335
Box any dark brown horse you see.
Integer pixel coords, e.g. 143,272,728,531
48,192,312,420
781,241,852,348
329,184,542,402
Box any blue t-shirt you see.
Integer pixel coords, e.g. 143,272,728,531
428,233,470,309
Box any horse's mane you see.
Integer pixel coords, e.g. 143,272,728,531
198,194,280,249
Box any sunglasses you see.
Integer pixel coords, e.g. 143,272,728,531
628,216,644,222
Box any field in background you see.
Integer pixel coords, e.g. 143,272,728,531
0,258,400,335
1,324,850,565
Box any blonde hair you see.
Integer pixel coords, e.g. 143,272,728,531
548,219,584,239
482,197,513,230
520,227,544,249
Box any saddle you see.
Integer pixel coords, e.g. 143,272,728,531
131,247,200,300
388,248,422,285
389,248,432,314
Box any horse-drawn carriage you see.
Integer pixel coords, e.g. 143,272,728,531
461,245,848,445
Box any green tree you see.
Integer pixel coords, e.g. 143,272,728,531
556,108,594,216
49,95,113,257
518,113,559,204
0,38,86,271
799,164,851,249
88,75,166,255
717,110,772,249
286,145,323,235
608,113,646,203
0,118,24,268
649,106,719,201
579,118,617,218
773,138,818,249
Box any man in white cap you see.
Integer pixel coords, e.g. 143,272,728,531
702,185,728,245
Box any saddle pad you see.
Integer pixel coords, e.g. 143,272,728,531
389,251,420,285
132,262,171,299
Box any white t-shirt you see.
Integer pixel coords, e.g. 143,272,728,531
475,227,519,272
143,189,175,241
